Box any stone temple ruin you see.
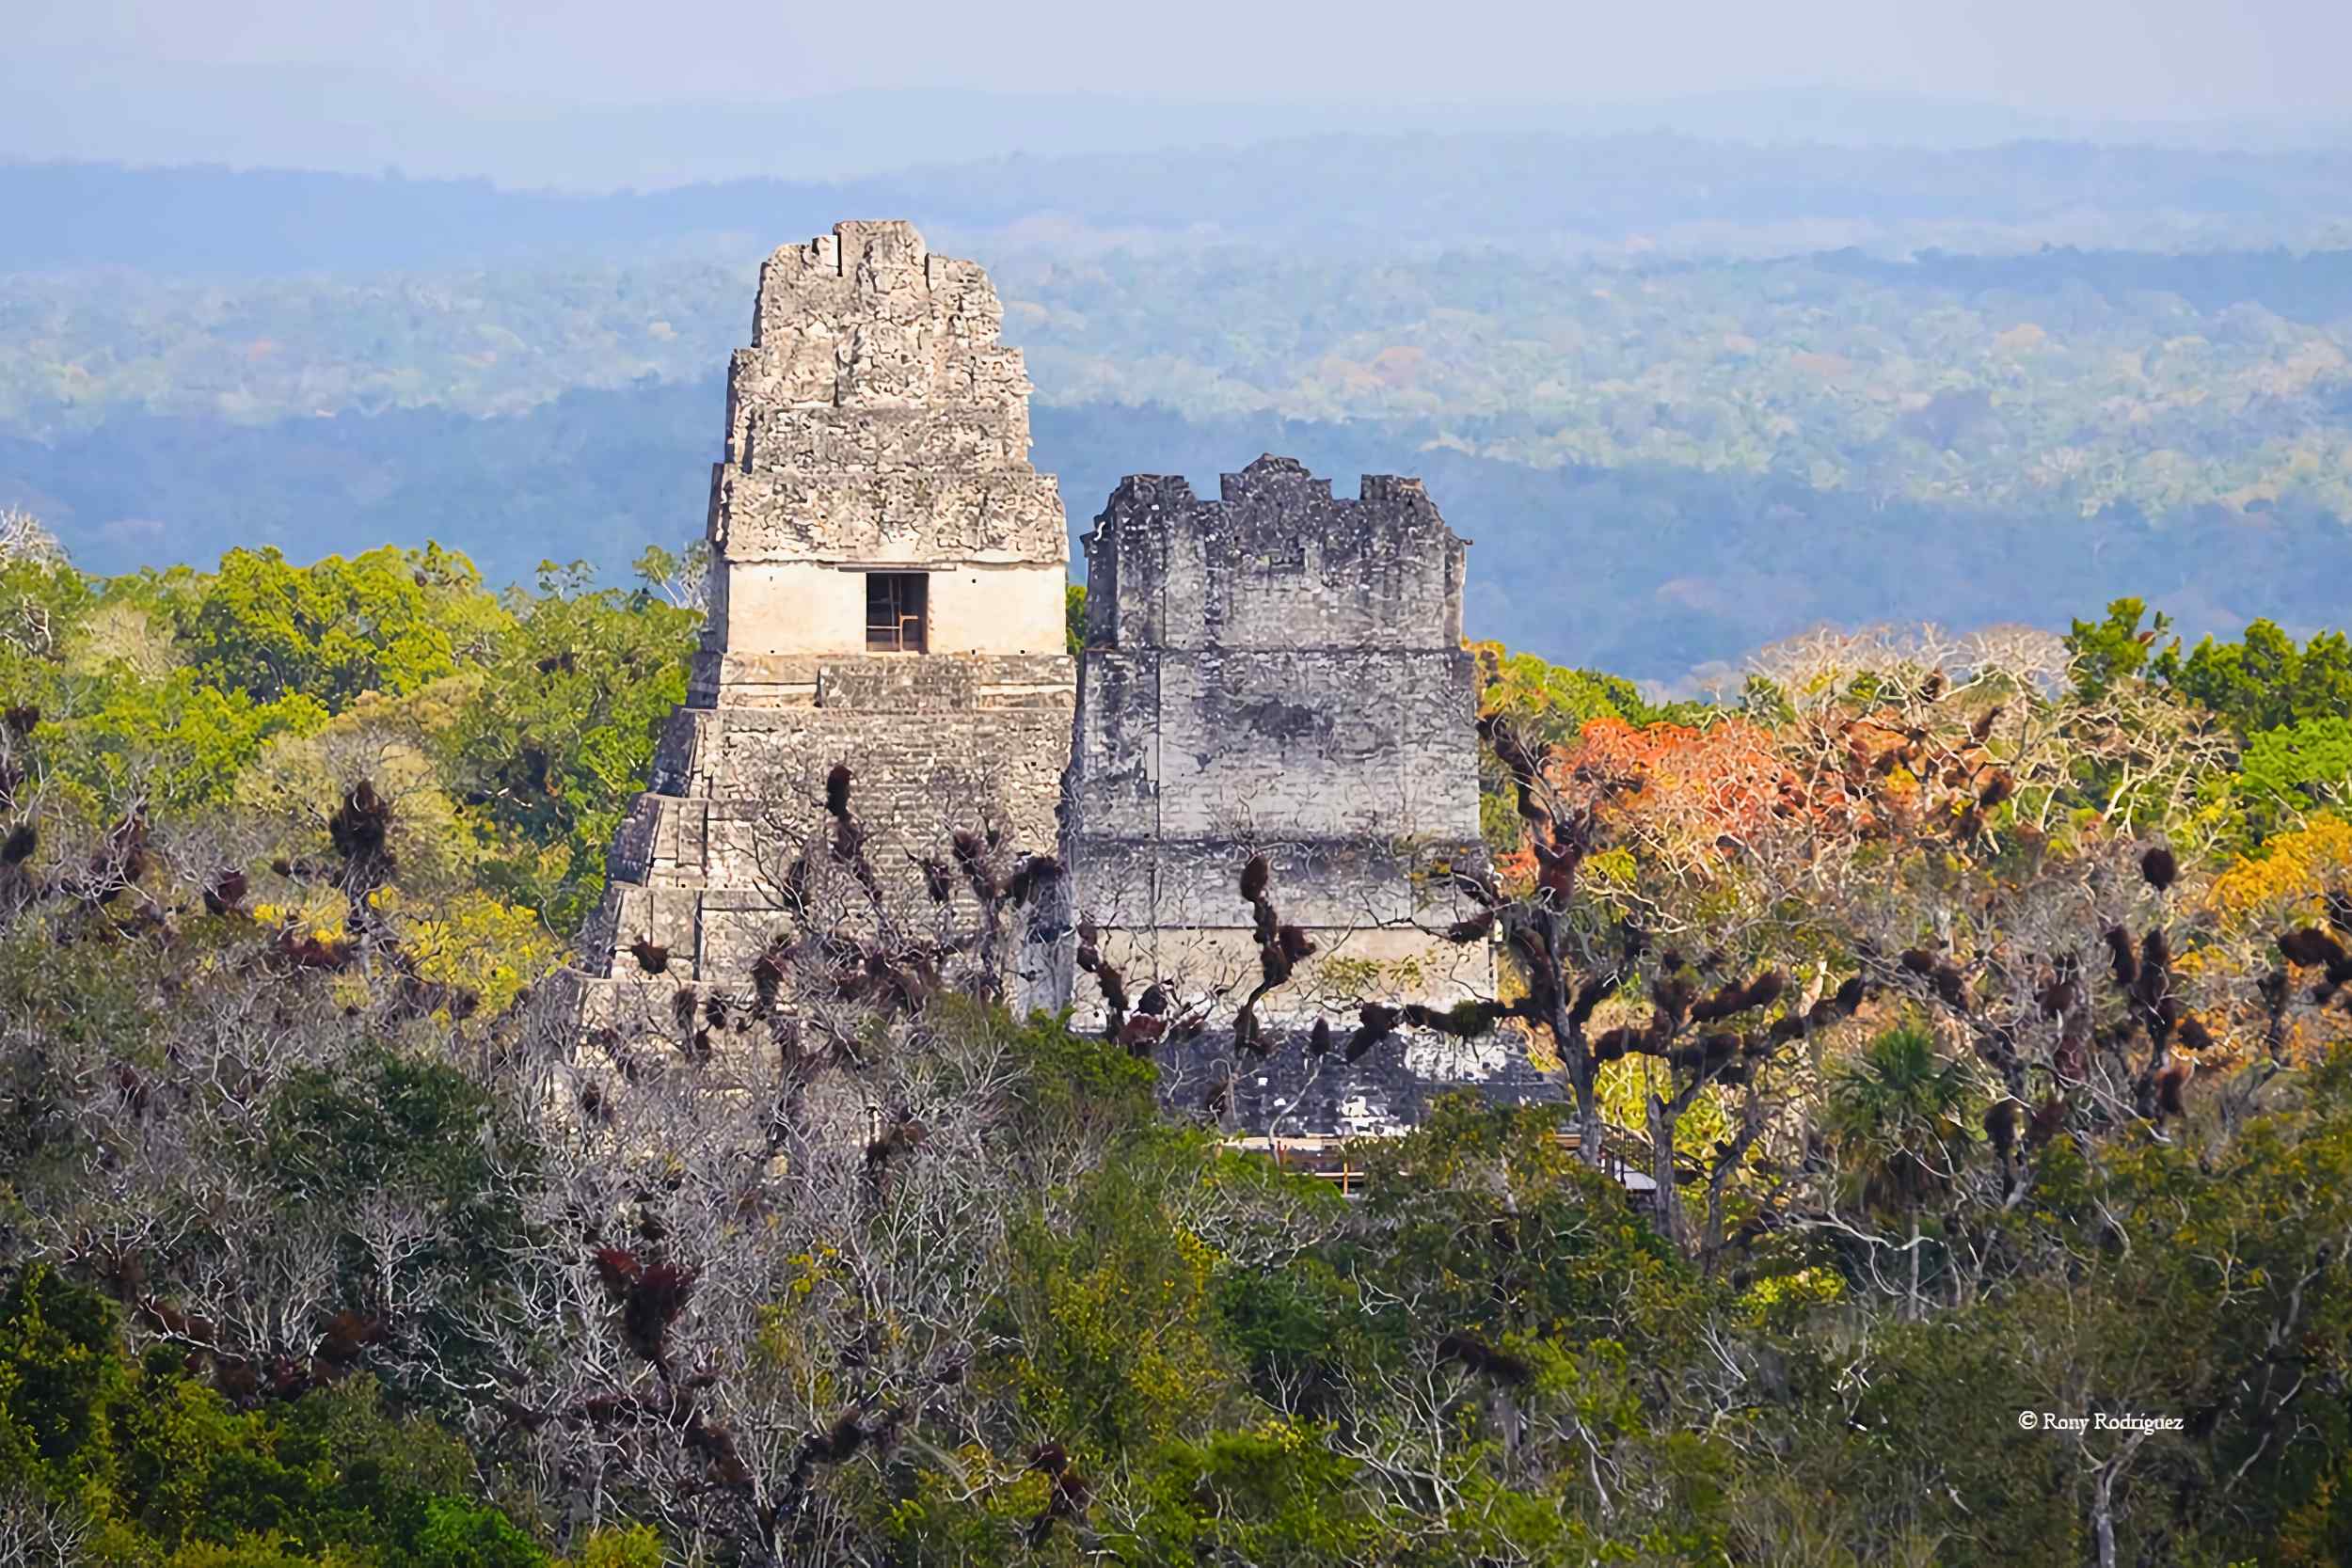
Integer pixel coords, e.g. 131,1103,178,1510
576,221,1075,1027
1060,457,1549,1134
580,221,1556,1135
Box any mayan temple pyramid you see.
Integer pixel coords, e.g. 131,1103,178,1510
577,220,1076,1024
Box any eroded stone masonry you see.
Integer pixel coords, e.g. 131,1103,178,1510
579,220,1551,1136
577,221,1075,1024
1058,457,1546,1135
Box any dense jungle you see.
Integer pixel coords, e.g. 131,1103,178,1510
1,517,2350,1564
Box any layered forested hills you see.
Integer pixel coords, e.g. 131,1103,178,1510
6,140,2352,680
6,389,2344,685
9,150,2352,681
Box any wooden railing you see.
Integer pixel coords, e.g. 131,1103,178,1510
865,613,926,653
1221,1128,1656,1196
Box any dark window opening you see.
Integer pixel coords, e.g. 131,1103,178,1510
865,571,928,653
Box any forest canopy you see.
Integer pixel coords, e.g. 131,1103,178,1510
1,515,2351,1563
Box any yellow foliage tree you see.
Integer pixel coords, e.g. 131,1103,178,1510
2209,814,2352,932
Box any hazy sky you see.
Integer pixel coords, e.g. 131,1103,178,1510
16,0,2352,119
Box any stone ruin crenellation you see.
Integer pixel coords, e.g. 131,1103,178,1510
1060,456,1550,1134
575,220,1558,1136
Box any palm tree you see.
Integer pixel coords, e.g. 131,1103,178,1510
1825,1023,1978,1319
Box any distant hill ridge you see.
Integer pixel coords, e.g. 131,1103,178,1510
7,64,2347,188
8,134,2352,275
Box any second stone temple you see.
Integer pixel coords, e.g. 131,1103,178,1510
1061,457,1493,1027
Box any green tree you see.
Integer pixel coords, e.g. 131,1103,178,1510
160,544,502,709
0,1262,131,1519
0,1266,553,1566
995,1131,1240,1458
445,559,698,932
2157,620,2352,737
2233,716,2352,838
2064,596,2169,703
64,668,330,804
1825,1024,1979,1319
1472,640,1677,749
0,539,96,676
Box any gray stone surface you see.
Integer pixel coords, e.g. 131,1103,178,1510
573,230,1544,1138
577,222,1075,1030
1060,455,1527,1135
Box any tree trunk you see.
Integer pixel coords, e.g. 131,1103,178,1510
1908,1212,1922,1323
1572,1043,1606,1172
1700,1085,1769,1274
2090,1429,2150,1568
1646,1093,1684,1254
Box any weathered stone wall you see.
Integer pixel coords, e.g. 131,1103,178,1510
1062,456,1526,1135
577,229,1541,1138
596,662,1073,981
578,221,1075,1027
